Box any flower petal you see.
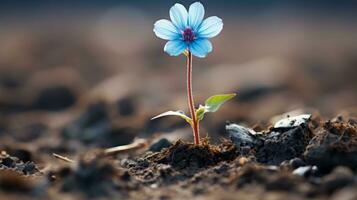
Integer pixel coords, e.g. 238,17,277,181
197,16,223,38
169,3,188,30
164,40,187,56
153,19,180,40
188,2,205,31
189,39,212,58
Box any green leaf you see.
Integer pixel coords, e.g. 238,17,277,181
195,93,236,122
151,110,192,125
196,105,206,121
205,93,236,113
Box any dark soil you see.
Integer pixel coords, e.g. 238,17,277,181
0,152,40,175
1,109,357,200
1,8,357,199
55,155,138,198
0,112,356,200
256,125,312,165
123,138,238,185
304,118,357,173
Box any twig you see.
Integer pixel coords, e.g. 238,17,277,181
104,138,147,155
52,153,75,163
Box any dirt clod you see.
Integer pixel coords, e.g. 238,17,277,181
149,138,172,152
256,125,311,165
0,152,40,175
151,139,237,171
57,156,137,198
304,120,357,172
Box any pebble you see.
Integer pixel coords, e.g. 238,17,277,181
149,138,172,152
274,114,311,129
289,158,306,169
34,86,76,111
226,123,259,148
293,165,318,177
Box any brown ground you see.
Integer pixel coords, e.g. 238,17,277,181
1,6,357,200
0,111,356,200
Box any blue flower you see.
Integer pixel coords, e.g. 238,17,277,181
153,2,223,58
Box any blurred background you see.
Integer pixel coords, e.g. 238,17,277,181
0,0,356,148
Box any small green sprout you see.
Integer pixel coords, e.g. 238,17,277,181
152,2,236,145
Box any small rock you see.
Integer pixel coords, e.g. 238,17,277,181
238,157,249,166
63,103,108,139
256,125,310,165
8,149,32,162
0,153,40,175
1,157,16,168
34,86,76,111
289,158,306,169
226,123,259,149
304,125,357,172
274,114,311,129
60,158,130,197
120,158,137,168
62,103,134,148
22,162,37,175
117,96,136,116
149,138,172,152
293,166,318,177
81,120,112,143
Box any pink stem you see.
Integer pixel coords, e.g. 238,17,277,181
186,51,200,145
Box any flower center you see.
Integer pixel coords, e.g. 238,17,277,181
182,28,195,42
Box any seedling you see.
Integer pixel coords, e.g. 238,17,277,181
152,2,236,145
